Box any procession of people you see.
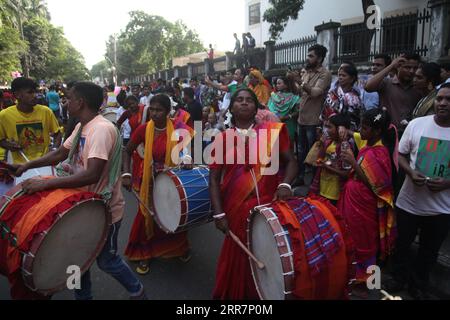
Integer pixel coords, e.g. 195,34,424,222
0,43,449,301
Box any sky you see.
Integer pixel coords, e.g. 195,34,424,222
47,0,246,69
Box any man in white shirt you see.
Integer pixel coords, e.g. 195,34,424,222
384,83,450,299
139,85,153,107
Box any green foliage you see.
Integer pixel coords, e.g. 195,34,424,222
97,11,204,82
0,24,26,82
0,0,88,84
24,17,51,78
263,0,305,40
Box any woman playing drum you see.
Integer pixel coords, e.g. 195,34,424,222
122,94,194,275
209,88,298,300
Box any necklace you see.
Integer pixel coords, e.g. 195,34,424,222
236,123,255,137
155,126,167,132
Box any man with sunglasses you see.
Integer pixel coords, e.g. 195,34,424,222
0,77,61,164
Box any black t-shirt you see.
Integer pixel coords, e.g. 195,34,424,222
187,100,203,122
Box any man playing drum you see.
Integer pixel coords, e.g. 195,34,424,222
10,82,147,300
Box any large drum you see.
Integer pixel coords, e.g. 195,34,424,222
152,167,212,233
101,107,118,124
0,181,111,296
247,197,350,300
14,166,55,185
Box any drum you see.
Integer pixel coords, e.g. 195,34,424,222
247,197,349,300
14,166,55,185
0,182,111,296
152,167,212,233
101,107,118,123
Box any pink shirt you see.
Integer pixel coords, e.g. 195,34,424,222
63,115,124,223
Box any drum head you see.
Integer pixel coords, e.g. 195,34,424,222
14,166,54,185
153,173,182,233
31,200,108,292
250,210,286,300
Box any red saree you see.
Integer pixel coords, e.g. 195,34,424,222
210,122,290,300
125,120,191,261
337,144,396,282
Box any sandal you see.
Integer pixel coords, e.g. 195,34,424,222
178,252,192,263
136,261,150,275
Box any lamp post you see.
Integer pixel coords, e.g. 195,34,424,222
106,57,117,87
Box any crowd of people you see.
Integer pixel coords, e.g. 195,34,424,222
0,42,449,301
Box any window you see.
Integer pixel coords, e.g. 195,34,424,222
249,3,261,25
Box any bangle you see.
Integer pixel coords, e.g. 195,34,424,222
121,173,132,179
278,183,293,192
213,213,226,220
181,155,193,165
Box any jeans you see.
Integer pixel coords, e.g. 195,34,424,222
391,208,450,291
297,124,317,179
74,221,143,300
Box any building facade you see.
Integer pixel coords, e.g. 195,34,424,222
245,0,428,46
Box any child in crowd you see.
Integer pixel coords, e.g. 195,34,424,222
309,114,354,206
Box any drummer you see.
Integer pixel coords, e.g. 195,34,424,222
209,88,298,300
122,94,194,275
10,82,147,300
0,77,61,165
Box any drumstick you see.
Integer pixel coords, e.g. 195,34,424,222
18,151,41,176
229,231,265,270
131,190,155,217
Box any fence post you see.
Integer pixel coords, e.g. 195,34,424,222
173,66,180,79
428,0,450,63
203,58,211,76
314,21,341,69
225,52,234,71
187,63,194,79
264,40,276,71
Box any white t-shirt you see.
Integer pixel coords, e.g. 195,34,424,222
116,107,131,139
396,116,450,216
140,94,153,107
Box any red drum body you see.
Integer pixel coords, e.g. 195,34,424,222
0,182,111,296
248,197,350,300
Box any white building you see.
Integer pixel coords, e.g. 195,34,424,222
245,0,428,46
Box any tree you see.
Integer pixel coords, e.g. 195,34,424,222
23,16,51,79
263,0,376,40
44,25,90,82
263,0,305,40
101,11,204,82
90,60,109,83
0,0,89,83
0,24,27,82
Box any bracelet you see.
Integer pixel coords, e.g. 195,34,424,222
181,154,193,165
213,213,226,220
278,183,293,192
121,173,132,179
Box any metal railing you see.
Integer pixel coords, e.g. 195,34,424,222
335,8,431,64
274,35,317,69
